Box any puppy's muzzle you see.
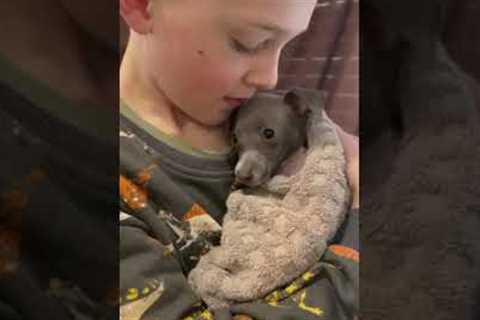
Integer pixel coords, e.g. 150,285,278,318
234,150,270,188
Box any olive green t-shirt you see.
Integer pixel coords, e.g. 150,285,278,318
119,100,359,320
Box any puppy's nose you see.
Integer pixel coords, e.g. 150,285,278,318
235,167,253,182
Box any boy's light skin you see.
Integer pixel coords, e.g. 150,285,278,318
121,0,317,151
121,0,359,208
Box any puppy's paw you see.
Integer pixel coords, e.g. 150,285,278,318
263,175,292,195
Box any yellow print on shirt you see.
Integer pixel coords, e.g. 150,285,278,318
119,280,165,320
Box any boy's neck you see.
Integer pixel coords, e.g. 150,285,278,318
120,39,231,153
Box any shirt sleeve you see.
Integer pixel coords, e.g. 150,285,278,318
120,213,203,320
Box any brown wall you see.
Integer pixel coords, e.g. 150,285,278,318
277,0,359,134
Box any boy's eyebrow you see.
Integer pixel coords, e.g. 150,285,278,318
248,21,306,35
249,21,284,33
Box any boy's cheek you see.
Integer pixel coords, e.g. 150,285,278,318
153,36,244,95
186,42,245,89
186,62,241,94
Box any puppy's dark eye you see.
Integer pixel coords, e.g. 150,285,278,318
262,128,275,140
232,134,238,145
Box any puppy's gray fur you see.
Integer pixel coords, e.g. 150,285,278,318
232,90,310,188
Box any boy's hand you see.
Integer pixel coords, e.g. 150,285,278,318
324,116,359,210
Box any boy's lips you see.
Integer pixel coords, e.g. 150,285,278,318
224,97,249,108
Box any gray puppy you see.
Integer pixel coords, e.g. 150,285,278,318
232,90,310,189
188,88,350,318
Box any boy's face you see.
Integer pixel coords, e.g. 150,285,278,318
144,0,316,126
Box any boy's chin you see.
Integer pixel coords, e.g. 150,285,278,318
197,113,230,128
191,100,238,127
180,110,224,127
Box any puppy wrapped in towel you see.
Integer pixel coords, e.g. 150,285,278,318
188,88,351,316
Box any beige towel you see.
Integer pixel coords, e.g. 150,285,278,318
188,91,351,310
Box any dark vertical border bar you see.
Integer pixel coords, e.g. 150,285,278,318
361,0,480,319
0,1,119,319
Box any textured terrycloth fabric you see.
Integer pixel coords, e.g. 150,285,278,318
188,97,351,310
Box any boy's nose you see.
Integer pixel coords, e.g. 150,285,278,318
244,52,280,90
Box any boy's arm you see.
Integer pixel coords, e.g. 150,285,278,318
120,204,358,320
120,213,202,320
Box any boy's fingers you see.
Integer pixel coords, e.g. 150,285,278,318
327,118,359,209
335,124,359,161
323,112,359,160
347,154,360,209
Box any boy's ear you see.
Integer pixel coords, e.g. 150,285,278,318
120,0,152,34
283,87,325,117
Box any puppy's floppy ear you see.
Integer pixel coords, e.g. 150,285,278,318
283,87,325,117
284,88,326,149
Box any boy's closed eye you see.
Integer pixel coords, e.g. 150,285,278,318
230,37,272,54
228,28,309,56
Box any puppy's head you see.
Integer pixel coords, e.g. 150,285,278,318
231,88,322,188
